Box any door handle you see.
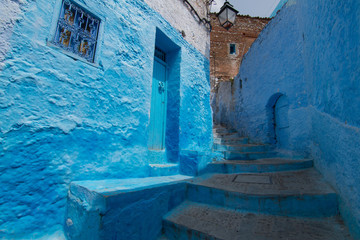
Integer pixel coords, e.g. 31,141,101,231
158,82,165,93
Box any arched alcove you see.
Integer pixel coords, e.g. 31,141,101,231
266,93,289,148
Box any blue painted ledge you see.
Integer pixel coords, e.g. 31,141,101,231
65,175,192,240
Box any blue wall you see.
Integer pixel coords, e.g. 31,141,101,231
215,0,360,238
270,0,288,17
0,0,212,238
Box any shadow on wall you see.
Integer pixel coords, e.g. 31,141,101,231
266,93,289,148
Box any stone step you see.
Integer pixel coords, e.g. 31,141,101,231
65,175,192,239
212,124,226,129
214,137,249,145
163,202,352,240
212,128,237,134
224,151,278,160
199,158,314,175
213,143,271,152
187,169,338,217
148,164,179,177
213,132,239,139
157,235,170,240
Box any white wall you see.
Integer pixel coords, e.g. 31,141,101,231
144,0,210,58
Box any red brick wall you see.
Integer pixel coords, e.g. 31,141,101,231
210,14,270,85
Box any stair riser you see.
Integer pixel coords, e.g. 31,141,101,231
213,144,270,152
187,185,338,218
214,138,250,145
163,220,220,240
213,128,236,134
148,165,179,177
224,151,277,160
213,133,240,140
199,160,314,175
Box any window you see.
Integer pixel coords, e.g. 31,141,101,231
52,0,100,63
155,47,166,62
229,43,236,55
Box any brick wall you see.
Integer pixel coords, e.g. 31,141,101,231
210,13,270,89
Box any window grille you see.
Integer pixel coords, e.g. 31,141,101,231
155,47,166,62
52,0,100,63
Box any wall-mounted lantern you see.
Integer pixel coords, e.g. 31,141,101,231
217,1,239,30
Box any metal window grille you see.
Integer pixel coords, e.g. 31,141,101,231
52,0,100,63
155,47,166,62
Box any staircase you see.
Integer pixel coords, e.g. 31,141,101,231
160,125,353,239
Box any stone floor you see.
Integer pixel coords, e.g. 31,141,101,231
164,202,353,240
161,125,354,239
190,169,335,196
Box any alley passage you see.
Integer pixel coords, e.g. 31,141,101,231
162,125,353,240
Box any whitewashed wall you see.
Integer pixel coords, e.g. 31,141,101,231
144,0,211,58
0,0,24,64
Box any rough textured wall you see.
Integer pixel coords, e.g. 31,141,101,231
210,14,269,86
0,0,24,63
301,1,360,238
144,0,210,58
214,0,360,238
0,0,212,238
212,81,233,125
270,0,288,17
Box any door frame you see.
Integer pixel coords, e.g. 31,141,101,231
148,48,168,150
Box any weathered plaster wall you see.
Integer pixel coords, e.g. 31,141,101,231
213,2,310,153
212,81,233,125
0,0,24,64
144,0,210,58
214,0,360,238
270,0,288,17
0,0,212,238
301,1,360,237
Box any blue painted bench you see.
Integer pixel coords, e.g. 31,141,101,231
64,175,191,240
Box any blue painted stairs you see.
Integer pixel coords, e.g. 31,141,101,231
160,125,353,240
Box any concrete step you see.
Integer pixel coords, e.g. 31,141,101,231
212,128,236,134
157,235,170,240
224,151,278,160
163,202,353,240
199,158,314,174
187,169,338,217
213,132,239,139
213,143,271,152
65,175,192,239
212,124,226,129
148,164,178,177
214,137,249,145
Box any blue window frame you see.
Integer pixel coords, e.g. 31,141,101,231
52,0,100,63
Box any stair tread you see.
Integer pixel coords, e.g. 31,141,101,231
216,143,269,147
224,150,274,153
228,143,268,147
212,158,312,165
217,136,248,139
216,137,249,143
189,169,335,196
164,202,353,240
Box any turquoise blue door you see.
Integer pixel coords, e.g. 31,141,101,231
149,48,167,150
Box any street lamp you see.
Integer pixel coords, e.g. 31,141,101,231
217,1,239,30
